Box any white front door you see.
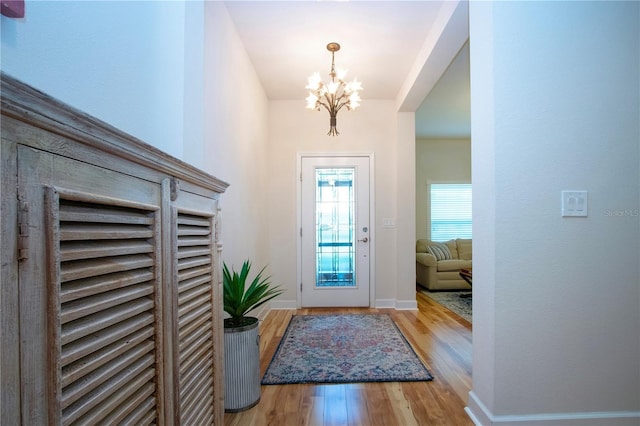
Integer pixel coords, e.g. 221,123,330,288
300,156,371,307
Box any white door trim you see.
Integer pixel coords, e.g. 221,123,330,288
296,152,376,308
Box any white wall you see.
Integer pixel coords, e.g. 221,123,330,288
1,1,187,159
268,100,416,308
203,2,271,270
183,0,206,166
396,112,417,304
415,138,471,240
468,2,640,424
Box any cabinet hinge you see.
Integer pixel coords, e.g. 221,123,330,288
300,282,303,292
300,227,302,237
18,202,29,261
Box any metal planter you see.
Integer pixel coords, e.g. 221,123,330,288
224,318,260,412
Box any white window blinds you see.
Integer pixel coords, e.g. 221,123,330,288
430,183,472,242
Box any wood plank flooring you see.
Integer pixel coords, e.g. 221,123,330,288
223,290,473,426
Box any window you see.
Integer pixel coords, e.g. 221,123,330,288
430,183,472,242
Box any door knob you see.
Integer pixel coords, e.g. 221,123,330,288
358,237,368,243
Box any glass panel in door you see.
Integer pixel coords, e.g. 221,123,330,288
315,168,355,287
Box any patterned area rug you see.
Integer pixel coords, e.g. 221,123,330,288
420,289,472,322
261,314,433,385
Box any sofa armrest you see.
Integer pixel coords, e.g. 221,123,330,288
416,252,437,267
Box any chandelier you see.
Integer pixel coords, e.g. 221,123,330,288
305,42,363,136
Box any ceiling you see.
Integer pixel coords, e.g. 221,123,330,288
223,0,470,139
415,41,470,139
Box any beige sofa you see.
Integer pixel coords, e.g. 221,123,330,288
416,238,472,291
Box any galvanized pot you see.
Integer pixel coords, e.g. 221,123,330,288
224,318,260,412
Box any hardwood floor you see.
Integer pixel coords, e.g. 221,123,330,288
223,290,473,426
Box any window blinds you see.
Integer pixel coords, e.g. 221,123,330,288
430,183,472,242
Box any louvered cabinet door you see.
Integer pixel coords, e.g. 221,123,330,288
17,146,166,425
164,180,223,426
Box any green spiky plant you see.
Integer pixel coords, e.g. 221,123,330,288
223,260,284,328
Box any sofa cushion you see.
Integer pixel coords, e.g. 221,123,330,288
437,259,472,271
416,239,430,253
427,243,452,260
418,239,459,257
443,239,459,259
457,239,472,260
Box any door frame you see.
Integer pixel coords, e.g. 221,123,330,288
296,152,376,308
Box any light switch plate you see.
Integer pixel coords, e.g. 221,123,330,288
562,190,588,217
382,218,395,228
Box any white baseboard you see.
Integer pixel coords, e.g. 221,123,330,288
252,304,270,322
466,391,640,426
395,299,418,310
375,299,418,310
375,299,396,308
269,299,297,310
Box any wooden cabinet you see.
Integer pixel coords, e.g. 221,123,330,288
1,73,228,425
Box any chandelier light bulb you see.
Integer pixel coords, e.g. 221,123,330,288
327,81,339,95
306,72,322,90
306,93,319,109
305,42,363,136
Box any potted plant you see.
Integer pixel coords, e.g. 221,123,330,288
222,260,283,412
